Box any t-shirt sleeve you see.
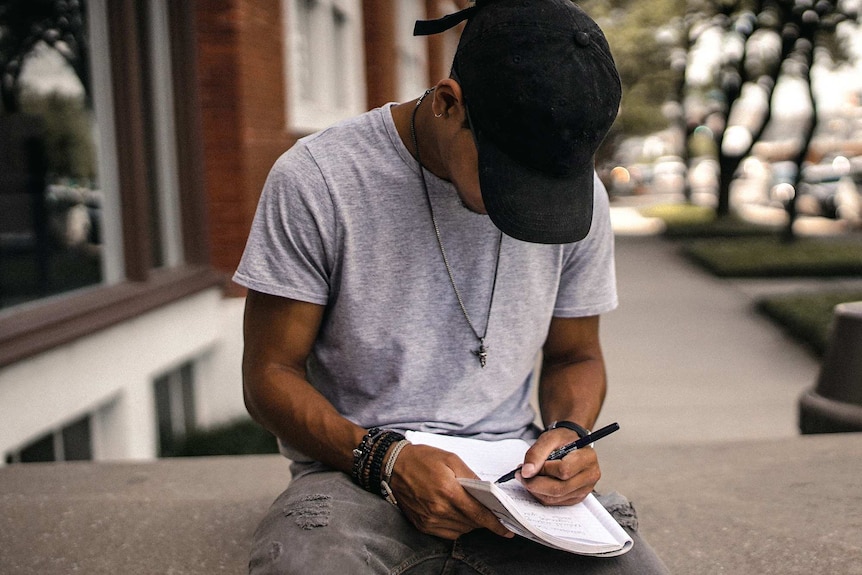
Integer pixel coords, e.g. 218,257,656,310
553,173,618,317
232,146,335,305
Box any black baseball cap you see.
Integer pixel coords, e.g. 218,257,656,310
415,0,622,244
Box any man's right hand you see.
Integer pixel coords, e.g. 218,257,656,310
388,443,514,540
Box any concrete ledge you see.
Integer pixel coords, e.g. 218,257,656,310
0,455,292,574
1,434,860,574
600,433,862,575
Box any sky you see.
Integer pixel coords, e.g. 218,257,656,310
17,41,85,98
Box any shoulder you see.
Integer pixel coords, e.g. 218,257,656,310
301,107,393,163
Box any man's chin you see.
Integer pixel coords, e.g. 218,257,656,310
461,202,485,215
457,196,487,215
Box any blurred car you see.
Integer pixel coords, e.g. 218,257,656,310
651,155,687,196
688,157,719,207
786,156,862,223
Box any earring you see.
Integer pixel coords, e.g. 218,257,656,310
434,112,443,118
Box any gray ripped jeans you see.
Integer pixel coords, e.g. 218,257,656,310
248,467,670,575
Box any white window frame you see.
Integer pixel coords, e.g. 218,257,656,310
146,0,184,269
395,0,430,102
87,0,124,285
282,0,367,133
87,0,186,283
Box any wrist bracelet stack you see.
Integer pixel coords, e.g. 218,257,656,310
351,428,408,499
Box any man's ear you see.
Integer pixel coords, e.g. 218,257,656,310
431,78,466,122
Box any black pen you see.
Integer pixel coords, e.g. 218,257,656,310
495,422,620,484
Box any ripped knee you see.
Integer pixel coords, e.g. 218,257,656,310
284,493,332,529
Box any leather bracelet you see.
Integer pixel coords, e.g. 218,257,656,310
545,420,591,438
380,439,410,506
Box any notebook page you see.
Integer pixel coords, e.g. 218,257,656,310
405,430,528,479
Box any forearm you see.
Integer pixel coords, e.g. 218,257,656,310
538,353,606,430
538,314,607,431
521,317,607,504
244,351,512,540
241,292,365,474
243,363,365,473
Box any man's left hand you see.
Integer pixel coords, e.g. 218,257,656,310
517,429,601,506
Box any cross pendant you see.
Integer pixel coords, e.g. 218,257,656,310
474,343,488,368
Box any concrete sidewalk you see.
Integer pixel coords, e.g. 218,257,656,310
598,235,822,446
594,235,862,573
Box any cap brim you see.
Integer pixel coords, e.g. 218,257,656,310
477,129,594,244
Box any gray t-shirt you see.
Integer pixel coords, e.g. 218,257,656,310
234,104,617,461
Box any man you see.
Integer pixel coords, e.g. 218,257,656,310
235,0,669,573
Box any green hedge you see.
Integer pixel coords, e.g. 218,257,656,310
638,204,779,239
681,237,862,278
172,418,279,457
756,291,862,357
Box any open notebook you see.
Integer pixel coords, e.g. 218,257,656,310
406,431,633,557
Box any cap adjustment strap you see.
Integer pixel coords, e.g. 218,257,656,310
413,5,477,36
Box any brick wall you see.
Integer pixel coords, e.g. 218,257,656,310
194,0,460,290
195,0,294,288
363,0,398,109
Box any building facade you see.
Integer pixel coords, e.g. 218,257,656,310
0,0,463,464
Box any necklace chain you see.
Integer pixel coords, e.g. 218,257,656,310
410,88,503,368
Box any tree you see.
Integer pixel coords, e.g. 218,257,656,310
679,0,858,239
0,0,90,114
578,0,689,164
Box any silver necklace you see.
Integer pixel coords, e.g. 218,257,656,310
410,88,503,368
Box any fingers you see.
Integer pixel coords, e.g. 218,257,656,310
390,444,514,540
400,476,511,539
452,487,515,539
520,448,601,506
519,427,582,479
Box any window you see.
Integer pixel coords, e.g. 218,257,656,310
0,1,104,309
0,0,187,308
0,1,219,367
154,361,196,457
5,414,92,464
283,0,366,132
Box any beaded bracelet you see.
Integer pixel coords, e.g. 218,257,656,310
351,427,383,488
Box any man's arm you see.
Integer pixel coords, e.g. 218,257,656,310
518,314,607,506
241,289,512,539
242,289,364,472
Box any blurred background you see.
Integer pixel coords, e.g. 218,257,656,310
1,0,860,465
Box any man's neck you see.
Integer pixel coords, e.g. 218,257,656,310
391,96,445,180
